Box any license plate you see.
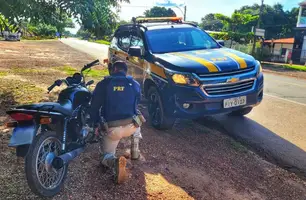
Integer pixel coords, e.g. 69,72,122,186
223,96,247,108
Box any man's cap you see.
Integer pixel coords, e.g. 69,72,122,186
113,61,128,72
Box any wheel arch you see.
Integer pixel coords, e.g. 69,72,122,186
144,78,158,99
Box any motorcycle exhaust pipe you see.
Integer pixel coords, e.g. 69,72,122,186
51,147,85,170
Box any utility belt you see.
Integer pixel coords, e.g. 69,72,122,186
101,114,146,132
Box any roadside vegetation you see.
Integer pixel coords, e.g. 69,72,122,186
263,62,306,72
91,40,111,45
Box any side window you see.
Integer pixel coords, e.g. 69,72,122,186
178,32,186,44
110,36,118,50
117,31,131,51
130,33,144,48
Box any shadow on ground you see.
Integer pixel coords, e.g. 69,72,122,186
196,115,306,178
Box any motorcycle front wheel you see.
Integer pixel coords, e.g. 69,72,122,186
25,130,68,197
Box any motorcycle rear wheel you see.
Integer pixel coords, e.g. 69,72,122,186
25,130,68,197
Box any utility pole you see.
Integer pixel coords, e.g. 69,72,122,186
252,0,264,56
184,5,187,21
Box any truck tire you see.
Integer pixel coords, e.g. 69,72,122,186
147,87,175,130
230,107,253,116
25,130,68,197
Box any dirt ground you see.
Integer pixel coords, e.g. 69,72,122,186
1,41,306,200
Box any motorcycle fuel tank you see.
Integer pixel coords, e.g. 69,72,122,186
58,86,91,109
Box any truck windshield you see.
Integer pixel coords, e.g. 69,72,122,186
145,27,221,54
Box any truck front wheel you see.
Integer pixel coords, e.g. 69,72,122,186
147,87,175,130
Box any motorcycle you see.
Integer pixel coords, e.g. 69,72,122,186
6,59,100,197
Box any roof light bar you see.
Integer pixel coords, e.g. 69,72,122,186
135,17,183,23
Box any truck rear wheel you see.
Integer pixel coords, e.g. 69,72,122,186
230,107,253,116
147,87,175,130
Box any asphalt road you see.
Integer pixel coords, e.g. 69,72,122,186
61,38,306,174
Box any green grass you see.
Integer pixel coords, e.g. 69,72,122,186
90,39,110,45
282,64,306,72
0,71,8,77
0,79,44,105
83,68,109,78
263,63,306,72
55,66,77,76
55,66,109,78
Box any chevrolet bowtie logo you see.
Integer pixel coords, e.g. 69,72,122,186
227,77,239,83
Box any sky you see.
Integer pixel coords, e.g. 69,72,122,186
67,0,301,34
120,0,300,22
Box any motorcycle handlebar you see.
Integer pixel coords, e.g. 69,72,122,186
82,59,100,72
47,83,56,93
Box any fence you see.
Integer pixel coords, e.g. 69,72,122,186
223,40,297,63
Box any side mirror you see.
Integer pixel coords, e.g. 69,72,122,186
86,80,94,86
128,46,143,57
217,40,225,46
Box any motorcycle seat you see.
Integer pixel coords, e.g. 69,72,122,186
16,100,73,116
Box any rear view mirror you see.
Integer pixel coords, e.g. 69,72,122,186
217,40,225,46
128,46,143,57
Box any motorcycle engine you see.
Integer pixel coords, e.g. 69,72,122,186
69,108,92,142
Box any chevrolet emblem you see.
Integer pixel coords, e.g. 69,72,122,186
226,77,239,83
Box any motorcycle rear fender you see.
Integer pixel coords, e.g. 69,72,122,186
8,123,36,147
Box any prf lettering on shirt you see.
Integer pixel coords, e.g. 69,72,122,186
113,86,125,91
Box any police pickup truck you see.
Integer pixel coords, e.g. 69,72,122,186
108,17,264,130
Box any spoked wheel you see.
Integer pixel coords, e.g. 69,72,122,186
25,131,68,197
147,87,175,130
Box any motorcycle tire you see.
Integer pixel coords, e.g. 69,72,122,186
25,130,68,197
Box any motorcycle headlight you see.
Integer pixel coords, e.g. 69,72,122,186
171,73,199,86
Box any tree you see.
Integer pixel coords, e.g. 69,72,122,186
0,0,129,37
215,12,258,47
144,6,176,17
236,3,299,39
215,12,258,33
200,14,223,31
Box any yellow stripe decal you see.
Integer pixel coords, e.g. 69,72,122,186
150,63,167,79
223,52,247,69
174,53,219,72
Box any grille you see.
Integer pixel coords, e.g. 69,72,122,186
197,66,255,78
203,79,255,96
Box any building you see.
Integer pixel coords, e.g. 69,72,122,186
292,1,306,63
263,38,294,63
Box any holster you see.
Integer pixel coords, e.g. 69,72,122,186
132,115,142,128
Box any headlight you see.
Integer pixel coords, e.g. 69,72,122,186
171,73,199,86
256,61,262,77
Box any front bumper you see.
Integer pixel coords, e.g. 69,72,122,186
162,73,264,119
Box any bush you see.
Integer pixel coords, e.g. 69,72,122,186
27,23,57,37
90,39,110,45
209,31,254,44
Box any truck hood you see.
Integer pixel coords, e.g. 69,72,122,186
153,48,257,74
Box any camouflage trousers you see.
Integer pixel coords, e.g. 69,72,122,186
99,124,141,168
